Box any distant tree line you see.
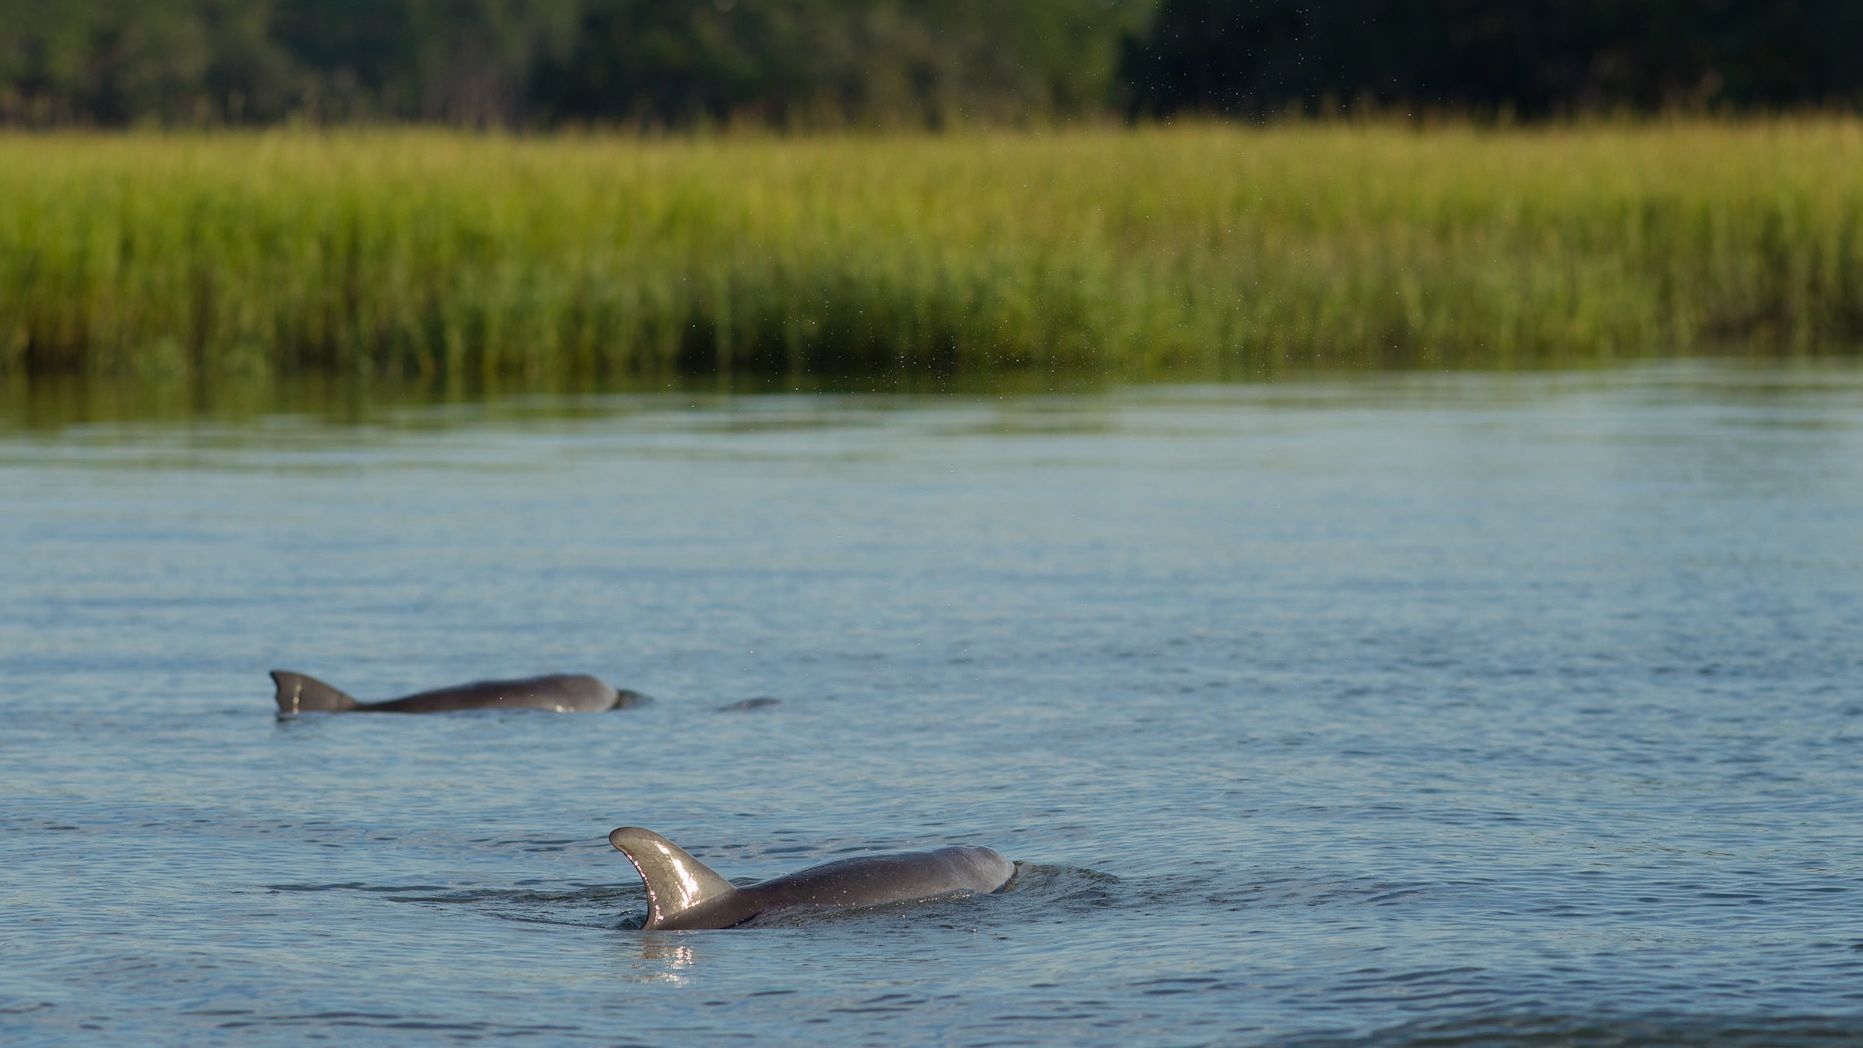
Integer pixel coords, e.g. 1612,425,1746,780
1,0,1857,128
0,0,1147,127
1124,1,1863,119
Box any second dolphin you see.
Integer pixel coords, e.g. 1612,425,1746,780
270,670,646,715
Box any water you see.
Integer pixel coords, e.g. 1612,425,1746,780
2,360,1860,1046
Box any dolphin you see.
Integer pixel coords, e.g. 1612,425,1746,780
269,670,646,715
608,826,1017,930
718,697,781,712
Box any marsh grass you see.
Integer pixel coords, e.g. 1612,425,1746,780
3,120,1860,381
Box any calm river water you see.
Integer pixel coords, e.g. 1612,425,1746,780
2,360,1860,1046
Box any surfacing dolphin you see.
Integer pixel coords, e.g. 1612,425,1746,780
270,670,646,716
608,826,1017,930
718,697,781,712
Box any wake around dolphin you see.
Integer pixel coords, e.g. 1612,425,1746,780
608,827,1017,930
270,670,645,715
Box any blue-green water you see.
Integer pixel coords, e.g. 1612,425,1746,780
2,361,1860,1046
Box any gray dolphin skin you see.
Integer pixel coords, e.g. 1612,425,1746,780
608,826,1017,930
718,697,781,712
270,670,645,715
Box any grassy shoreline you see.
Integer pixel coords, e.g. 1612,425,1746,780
3,121,1861,380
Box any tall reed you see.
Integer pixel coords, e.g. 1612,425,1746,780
2,120,1860,380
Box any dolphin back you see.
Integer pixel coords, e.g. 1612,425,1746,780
269,671,633,714
609,827,1017,930
270,670,360,714
372,673,622,713
609,827,746,930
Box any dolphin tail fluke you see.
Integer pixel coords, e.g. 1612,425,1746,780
609,827,739,930
270,670,360,715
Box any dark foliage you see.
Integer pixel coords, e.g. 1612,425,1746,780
0,0,1146,127
1120,0,1863,119
2,1,1857,126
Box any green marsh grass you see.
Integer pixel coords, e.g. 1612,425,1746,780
3,121,1861,381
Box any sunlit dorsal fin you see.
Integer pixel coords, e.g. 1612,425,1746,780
269,670,359,714
608,827,738,929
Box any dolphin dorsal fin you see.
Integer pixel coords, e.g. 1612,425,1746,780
609,827,739,929
269,670,360,714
